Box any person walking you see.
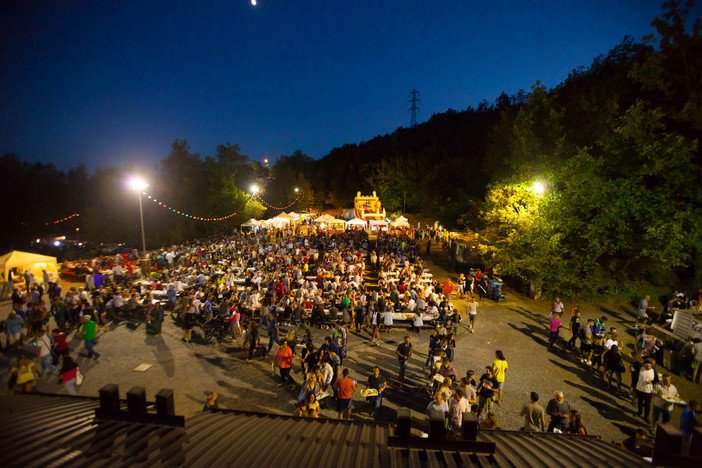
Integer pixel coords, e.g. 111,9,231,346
265,311,281,354
273,339,295,387
81,315,99,359
366,366,387,420
333,368,357,420
36,329,57,378
520,391,545,432
60,355,80,395
467,297,478,333
396,336,413,389
477,366,498,414
652,374,679,428
245,321,260,362
636,360,658,423
492,350,508,405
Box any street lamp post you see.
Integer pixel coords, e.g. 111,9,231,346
128,177,148,255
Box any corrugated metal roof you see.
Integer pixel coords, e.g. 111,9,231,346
0,394,650,468
0,393,392,468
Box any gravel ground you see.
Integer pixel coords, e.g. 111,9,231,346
1,245,700,443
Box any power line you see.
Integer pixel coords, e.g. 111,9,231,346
408,88,420,127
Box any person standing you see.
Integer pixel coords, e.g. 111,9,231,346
604,345,625,394
520,391,546,432
568,310,581,349
366,366,388,420
637,295,654,326
546,391,572,432
467,297,478,333
396,336,413,389
427,392,448,423
492,350,508,405
448,388,471,431
81,315,99,360
652,374,679,428
370,307,381,345
477,366,498,414
333,368,357,420
4,310,24,350
11,356,39,393
274,340,295,387
636,360,658,423
548,314,562,350
550,297,564,319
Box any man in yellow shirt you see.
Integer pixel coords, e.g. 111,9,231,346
492,350,508,405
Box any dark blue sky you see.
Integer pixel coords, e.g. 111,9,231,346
1,1,693,170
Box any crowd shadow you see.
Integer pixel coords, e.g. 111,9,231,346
580,395,642,427
506,307,548,325
144,334,175,377
506,322,549,348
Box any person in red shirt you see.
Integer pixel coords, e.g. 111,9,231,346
442,280,455,301
274,340,295,387
333,368,357,420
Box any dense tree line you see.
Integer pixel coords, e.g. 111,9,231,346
2,1,699,295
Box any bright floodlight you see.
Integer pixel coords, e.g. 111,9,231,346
250,184,259,194
294,187,299,192
251,0,257,5
128,176,148,191
533,181,546,194
263,158,269,164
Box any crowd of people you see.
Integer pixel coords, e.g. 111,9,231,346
3,225,700,448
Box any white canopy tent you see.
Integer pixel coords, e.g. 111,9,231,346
276,212,295,220
346,217,367,227
391,215,410,228
241,218,261,228
314,214,335,224
327,218,347,230
0,251,58,282
368,219,390,232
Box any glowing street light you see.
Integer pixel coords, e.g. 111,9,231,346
127,176,148,254
263,157,269,165
250,184,259,194
533,181,546,194
294,187,299,193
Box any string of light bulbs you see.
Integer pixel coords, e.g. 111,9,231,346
254,189,304,210
143,193,238,221
46,213,80,225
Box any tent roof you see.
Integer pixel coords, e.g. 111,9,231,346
240,219,260,227
314,214,335,223
276,212,295,220
346,218,367,225
0,251,57,265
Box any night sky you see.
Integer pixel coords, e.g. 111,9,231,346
1,1,692,170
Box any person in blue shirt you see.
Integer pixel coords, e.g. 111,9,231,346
5,310,25,349
591,316,607,338
680,400,698,445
